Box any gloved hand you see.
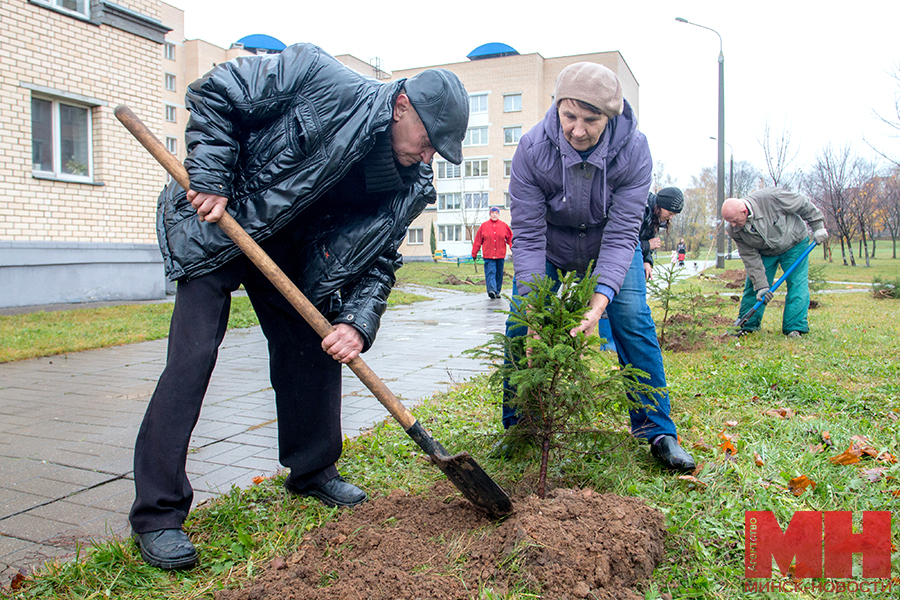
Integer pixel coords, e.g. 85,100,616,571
756,288,773,303
813,228,829,244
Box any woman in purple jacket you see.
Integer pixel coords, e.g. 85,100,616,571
502,62,694,472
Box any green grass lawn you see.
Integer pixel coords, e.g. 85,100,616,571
0,290,431,363
7,264,899,599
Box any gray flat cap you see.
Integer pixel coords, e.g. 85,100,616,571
405,69,468,165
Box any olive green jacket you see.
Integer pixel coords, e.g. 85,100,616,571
725,187,824,291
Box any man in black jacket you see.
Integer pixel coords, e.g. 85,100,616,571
130,44,468,570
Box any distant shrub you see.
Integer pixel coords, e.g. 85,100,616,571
872,276,899,299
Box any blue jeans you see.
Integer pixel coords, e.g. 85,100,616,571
483,258,505,295
502,248,678,440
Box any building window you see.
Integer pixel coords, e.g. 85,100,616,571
436,161,461,180
438,193,461,210
165,73,176,92
504,160,512,178
407,228,424,245
165,105,178,122
504,192,511,209
31,96,92,181
164,42,176,61
464,159,488,178
504,93,522,112
470,94,488,114
463,126,488,147
34,0,89,18
504,126,522,145
464,192,489,209
438,225,462,242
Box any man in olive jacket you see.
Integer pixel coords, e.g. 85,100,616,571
130,43,468,571
722,187,828,336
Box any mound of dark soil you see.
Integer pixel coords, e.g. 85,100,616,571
215,483,665,600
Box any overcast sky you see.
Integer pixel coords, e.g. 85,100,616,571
167,0,899,190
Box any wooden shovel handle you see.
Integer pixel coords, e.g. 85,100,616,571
114,105,416,430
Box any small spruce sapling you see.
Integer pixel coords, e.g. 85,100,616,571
469,269,651,498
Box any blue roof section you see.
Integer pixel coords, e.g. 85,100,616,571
467,42,519,60
235,34,287,52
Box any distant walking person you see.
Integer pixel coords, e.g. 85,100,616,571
472,206,513,299
676,238,686,267
721,187,828,337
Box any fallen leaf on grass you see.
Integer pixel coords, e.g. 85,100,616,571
809,444,824,454
252,475,268,485
829,446,863,465
764,407,794,419
724,420,738,427
10,573,26,590
719,439,737,455
822,431,833,447
753,452,765,466
861,468,889,482
692,441,713,452
789,475,817,496
677,475,707,490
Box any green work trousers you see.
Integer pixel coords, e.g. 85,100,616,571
738,237,811,334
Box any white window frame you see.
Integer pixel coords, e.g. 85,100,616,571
463,126,488,147
436,161,461,180
165,104,178,123
503,160,512,178
503,93,522,113
438,225,462,242
31,94,93,183
504,126,522,145
464,158,488,178
34,0,89,18
164,42,176,61
504,191,511,209
438,192,462,211
464,192,489,209
469,93,488,115
164,73,176,92
407,228,424,245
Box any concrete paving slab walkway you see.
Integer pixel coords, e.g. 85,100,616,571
0,284,508,582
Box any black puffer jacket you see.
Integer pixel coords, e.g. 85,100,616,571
155,43,435,350
638,192,660,267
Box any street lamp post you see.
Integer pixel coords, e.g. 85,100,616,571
712,137,735,258
677,16,725,268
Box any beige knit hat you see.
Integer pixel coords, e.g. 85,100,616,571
555,62,623,119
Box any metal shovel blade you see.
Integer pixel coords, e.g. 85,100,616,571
406,421,513,519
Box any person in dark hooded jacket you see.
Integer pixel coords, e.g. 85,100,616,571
129,43,468,571
500,62,694,473
639,187,684,279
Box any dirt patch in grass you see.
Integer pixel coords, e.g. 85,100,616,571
215,482,665,600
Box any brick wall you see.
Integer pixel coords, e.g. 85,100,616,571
0,0,165,244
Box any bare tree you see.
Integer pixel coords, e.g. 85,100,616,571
847,161,879,266
875,168,900,258
805,144,870,266
652,160,678,193
730,160,765,198
758,121,800,189
868,62,900,168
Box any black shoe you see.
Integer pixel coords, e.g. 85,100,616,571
132,528,198,570
650,436,696,472
488,291,497,299
292,476,367,508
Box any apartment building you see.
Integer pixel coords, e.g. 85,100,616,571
391,43,639,260
0,0,171,308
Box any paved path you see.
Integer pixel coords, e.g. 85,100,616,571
0,285,508,581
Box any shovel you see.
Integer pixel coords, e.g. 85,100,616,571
733,240,818,330
115,105,513,519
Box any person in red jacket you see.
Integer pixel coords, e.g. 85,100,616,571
472,206,513,299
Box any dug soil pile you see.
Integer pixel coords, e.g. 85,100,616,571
216,482,666,600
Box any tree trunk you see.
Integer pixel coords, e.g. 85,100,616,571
537,436,551,499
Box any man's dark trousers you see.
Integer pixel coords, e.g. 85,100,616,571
129,238,342,533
